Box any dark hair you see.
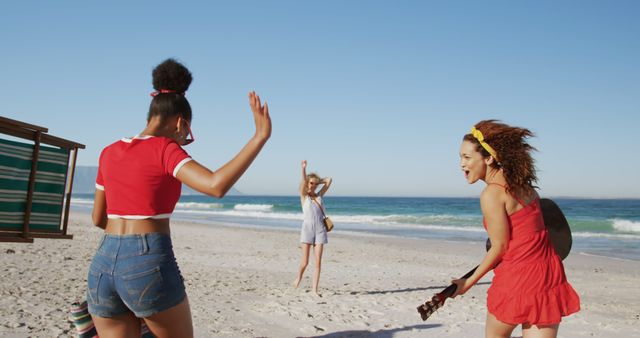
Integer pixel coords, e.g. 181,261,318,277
463,120,538,194
147,58,193,123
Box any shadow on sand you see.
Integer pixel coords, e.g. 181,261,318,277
345,281,491,296
297,323,442,338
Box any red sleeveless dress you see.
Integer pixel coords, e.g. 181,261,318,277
484,194,580,325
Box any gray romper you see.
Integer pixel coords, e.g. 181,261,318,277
300,195,328,244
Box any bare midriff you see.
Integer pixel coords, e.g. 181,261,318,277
104,218,171,235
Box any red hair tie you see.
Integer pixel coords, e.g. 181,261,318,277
150,89,185,97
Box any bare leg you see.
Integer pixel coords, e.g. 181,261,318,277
485,312,517,338
522,322,559,338
143,297,194,338
92,311,141,338
293,243,311,288
312,243,324,296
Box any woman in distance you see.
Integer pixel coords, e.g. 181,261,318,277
293,160,332,297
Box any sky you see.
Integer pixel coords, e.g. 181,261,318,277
1,1,638,198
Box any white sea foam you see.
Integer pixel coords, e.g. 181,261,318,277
389,223,485,233
174,209,302,220
71,198,226,210
330,214,480,228
380,214,477,224
233,204,274,211
572,231,640,240
611,219,640,233
71,196,478,228
176,202,224,209
70,198,94,206
171,209,485,233
577,252,637,262
386,214,463,221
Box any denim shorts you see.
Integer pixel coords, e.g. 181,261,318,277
87,233,186,318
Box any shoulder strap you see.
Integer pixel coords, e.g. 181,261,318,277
309,195,327,217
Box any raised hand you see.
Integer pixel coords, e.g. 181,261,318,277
302,160,307,169
248,91,271,141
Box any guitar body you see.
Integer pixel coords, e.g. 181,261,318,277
417,198,572,321
539,198,572,260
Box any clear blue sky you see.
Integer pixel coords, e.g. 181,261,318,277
2,1,638,198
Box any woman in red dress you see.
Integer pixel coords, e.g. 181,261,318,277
452,120,580,338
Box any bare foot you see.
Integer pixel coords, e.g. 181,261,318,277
313,290,322,298
293,278,301,289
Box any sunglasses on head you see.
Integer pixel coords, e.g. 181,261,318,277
182,120,195,146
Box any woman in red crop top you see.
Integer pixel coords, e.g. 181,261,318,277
88,59,271,338
451,120,579,338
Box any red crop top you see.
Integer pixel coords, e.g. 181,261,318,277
95,135,192,219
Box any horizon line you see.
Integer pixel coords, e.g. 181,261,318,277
71,191,640,200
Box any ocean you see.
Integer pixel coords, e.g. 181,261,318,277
71,194,640,261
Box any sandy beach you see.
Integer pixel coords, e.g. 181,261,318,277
1,212,639,337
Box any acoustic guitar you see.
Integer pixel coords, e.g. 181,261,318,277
416,198,571,321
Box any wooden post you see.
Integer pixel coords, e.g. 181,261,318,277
62,148,79,236
23,131,42,241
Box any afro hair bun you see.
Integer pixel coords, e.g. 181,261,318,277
152,58,193,93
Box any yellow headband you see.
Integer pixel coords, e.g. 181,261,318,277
471,127,498,159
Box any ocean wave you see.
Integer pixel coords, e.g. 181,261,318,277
172,206,483,228
573,231,640,240
328,213,477,226
71,198,227,211
233,204,274,211
611,219,640,233
71,198,94,206
173,209,375,224
390,223,485,233
174,209,302,220
171,209,484,232
176,202,224,209
378,214,478,225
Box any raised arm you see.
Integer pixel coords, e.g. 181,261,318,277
300,160,308,201
318,177,333,197
177,91,271,198
451,187,509,297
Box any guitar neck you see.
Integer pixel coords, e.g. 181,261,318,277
440,265,479,298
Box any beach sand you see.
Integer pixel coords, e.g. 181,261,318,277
1,212,639,337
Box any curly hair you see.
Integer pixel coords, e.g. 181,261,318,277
147,58,193,122
463,120,538,194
